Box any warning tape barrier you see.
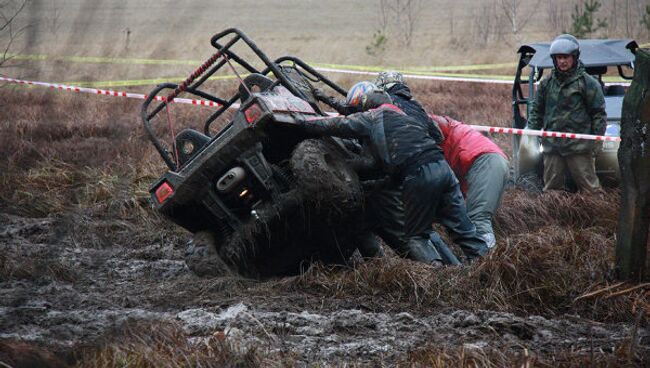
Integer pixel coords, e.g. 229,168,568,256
60,70,629,88
468,125,621,142
0,75,622,143
314,67,629,86
6,53,519,72
63,74,241,89
7,53,630,86
0,76,222,107
313,66,514,84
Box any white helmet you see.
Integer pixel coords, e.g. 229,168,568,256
375,71,405,90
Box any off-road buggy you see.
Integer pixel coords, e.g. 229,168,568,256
511,39,638,189
142,28,369,278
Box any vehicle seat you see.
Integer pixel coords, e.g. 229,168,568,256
175,129,211,166
239,73,274,102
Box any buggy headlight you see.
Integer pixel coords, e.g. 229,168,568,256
602,123,620,151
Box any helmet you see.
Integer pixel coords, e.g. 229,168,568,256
375,70,405,89
345,81,392,111
345,81,379,107
549,34,579,57
549,34,580,71
555,33,579,46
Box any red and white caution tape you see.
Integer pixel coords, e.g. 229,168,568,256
1,75,621,142
469,125,621,142
313,67,630,86
0,76,223,107
313,67,513,85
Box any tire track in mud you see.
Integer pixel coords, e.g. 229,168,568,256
0,212,648,362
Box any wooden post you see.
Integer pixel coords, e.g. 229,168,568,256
616,48,650,281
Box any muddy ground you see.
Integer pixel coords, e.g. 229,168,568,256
1,210,648,366
0,84,648,365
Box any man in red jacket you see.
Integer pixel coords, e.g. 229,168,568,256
430,114,509,249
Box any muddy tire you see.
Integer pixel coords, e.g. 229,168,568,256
290,139,363,214
184,231,232,277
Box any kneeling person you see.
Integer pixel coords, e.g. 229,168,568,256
431,114,509,249
301,82,488,263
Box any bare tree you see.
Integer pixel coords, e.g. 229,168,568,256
378,0,390,33
546,0,571,36
378,0,423,47
45,0,63,40
471,1,504,47
0,0,27,69
499,0,541,43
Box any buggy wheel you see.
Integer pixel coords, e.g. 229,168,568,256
290,139,363,214
184,231,232,277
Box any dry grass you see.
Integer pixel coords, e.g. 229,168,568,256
1,82,648,366
0,249,78,283
401,344,641,368
281,189,647,323
75,323,271,368
0,340,69,368
38,320,649,367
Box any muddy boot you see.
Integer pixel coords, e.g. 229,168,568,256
429,231,462,266
354,231,385,258
404,237,443,264
185,231,232,277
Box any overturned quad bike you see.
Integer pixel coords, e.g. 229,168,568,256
142,28,371,279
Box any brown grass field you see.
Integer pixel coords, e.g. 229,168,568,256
1,1,650,366
0,80,648,366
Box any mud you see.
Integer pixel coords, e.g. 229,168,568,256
1,212,648,364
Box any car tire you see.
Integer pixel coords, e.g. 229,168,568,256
184,230,232,277
289,139,363,214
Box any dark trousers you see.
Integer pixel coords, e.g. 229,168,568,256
361,188,444,263
402,160,488,260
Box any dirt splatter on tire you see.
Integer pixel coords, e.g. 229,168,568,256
184,231,232,277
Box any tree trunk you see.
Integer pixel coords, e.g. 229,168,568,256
616,47,650,281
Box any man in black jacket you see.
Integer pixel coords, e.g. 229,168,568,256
302,84,488,263
374,71,444,143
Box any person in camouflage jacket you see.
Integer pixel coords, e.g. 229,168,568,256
528,34,607,192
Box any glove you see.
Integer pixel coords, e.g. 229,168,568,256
312,88,329,102
361,176,392,192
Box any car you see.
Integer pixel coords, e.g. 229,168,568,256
142,28,371,279
511,38,638,190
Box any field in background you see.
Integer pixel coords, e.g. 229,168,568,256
3,0,649,85
1,1,649,366
0,80,648,365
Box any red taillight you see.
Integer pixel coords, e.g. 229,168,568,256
155,181,174,203
244,104,263,124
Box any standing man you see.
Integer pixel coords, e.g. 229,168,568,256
528,34,607,192
302,82,489,264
